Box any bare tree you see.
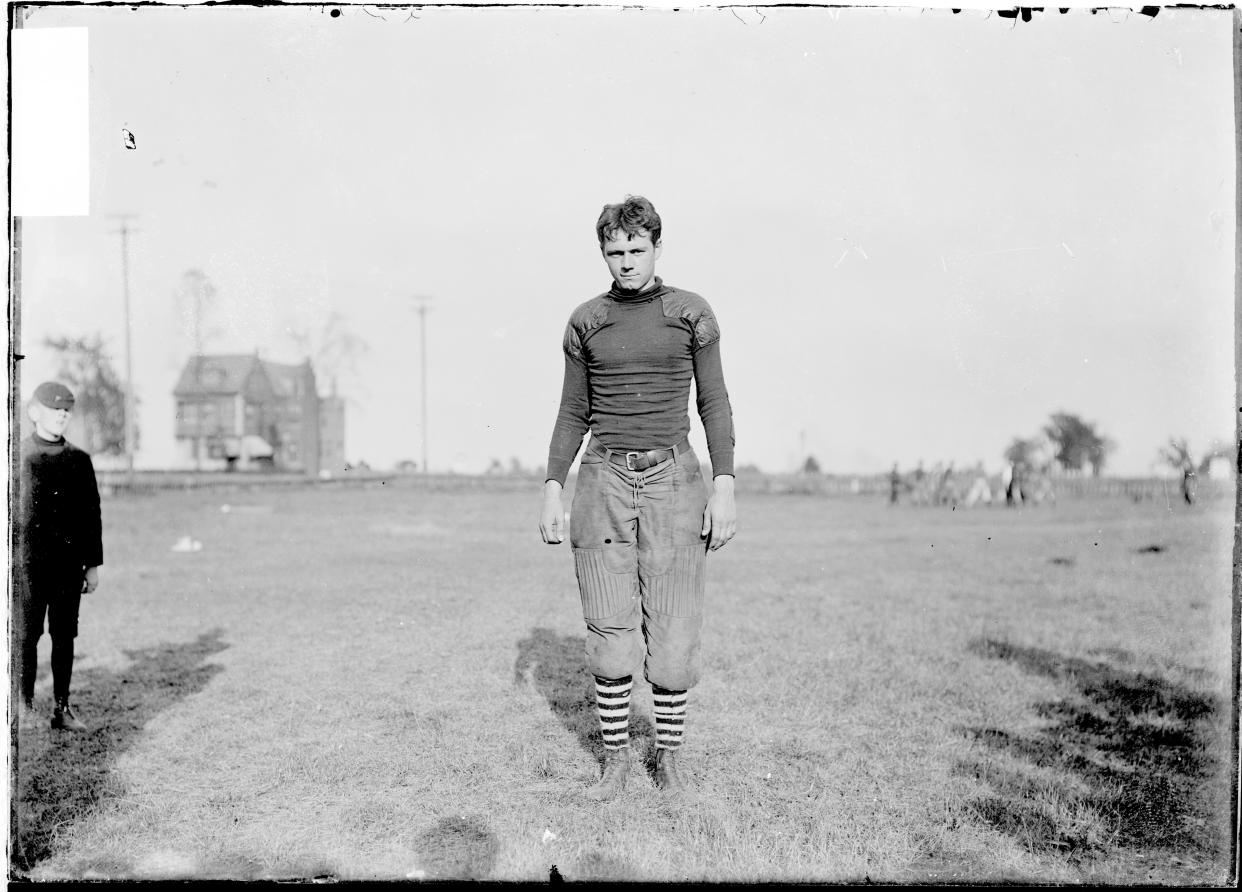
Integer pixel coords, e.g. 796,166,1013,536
1159,438,1205,505
43,333,135,454
1158,438,1195,473
1003,436,1041,470
1160,438,1230,476
283,311,369,399
178,269,221,378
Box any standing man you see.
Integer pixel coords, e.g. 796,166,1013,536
17,382,103,731
539,196,736,801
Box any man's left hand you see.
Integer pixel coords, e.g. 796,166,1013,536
82,566,99,594
701,475,737,551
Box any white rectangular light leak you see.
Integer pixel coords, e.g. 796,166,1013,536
12,27,89,217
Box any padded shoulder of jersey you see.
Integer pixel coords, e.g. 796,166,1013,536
659,289,720,349
563,295,612,359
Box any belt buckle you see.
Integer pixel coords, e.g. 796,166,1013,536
625,452,643,471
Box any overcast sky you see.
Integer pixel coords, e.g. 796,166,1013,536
15,4,1236,475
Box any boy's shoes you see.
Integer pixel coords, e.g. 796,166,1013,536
51,700,87,732
19,699,40,728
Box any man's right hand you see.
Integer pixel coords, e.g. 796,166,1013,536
539,480,567,544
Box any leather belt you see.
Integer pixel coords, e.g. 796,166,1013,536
607,447,675,472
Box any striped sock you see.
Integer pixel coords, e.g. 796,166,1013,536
652,686,687,750
595,675,632,750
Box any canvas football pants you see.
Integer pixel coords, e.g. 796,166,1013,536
570,436,709,691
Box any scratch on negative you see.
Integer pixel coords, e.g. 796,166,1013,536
361,6,387,20
731,8,747,24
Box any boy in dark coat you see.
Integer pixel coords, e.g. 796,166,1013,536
17,381,103,731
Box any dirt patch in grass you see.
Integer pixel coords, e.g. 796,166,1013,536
13,629,228,874
413,816,500,879
954,639,1223,875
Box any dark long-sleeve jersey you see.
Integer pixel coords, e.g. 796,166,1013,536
18,433,103,569
545,279,735,486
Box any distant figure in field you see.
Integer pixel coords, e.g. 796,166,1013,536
17,382,103,731
1003,461,1021,506
934,461,957,507
1181,466,1196,505
539,196,736,801
909,461,929,506
888,462,901,505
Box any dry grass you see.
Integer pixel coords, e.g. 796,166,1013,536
12,480,1235,883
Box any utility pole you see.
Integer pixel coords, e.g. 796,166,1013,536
180,269,215,472
109,213,138,482
411,296,433,474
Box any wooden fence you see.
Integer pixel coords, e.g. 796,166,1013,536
731,472,1236,502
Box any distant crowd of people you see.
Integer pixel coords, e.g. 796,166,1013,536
887,460,1054,508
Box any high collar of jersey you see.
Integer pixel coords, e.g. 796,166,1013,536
608,276,669,304
33,432,66,446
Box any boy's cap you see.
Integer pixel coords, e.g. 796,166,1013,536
34,381,75,409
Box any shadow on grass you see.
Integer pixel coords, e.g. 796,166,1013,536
956,638,1222,865
13,629,228,874
512,627,653,758
414,816,499,880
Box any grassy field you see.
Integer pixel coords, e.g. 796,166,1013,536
11,479,1236,883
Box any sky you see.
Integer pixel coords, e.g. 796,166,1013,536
12,3,1237,475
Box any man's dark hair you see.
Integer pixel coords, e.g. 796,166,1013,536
596,195,662,247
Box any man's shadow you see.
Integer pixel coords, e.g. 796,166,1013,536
513,627,653,759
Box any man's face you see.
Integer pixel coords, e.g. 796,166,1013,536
601,229,662,292
30,402,71,439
